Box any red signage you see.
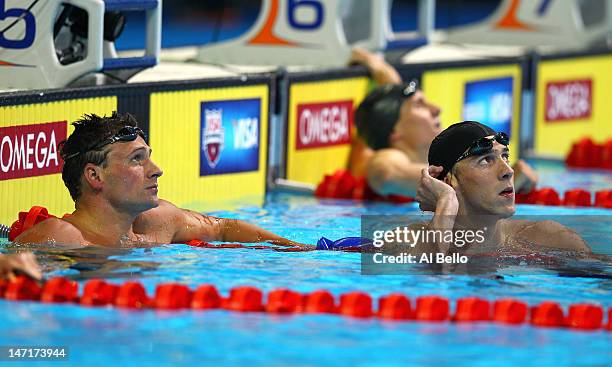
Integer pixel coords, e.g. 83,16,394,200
545,79,592,122
0,121,67,180
296,100,353,149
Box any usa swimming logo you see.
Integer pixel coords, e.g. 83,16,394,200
202,109,224,168
200,99,260,176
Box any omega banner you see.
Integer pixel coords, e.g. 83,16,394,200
0,96,117,226
0,122,65,181
535,53,612,158
286,76,369,185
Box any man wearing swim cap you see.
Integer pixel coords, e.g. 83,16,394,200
350,49,537,197
347,47,402,176
14,113,305,248
413,121,590,258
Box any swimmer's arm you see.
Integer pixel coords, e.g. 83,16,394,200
419,168,459,255
0,253,42,281
512,159,538,194
348,136,374,177
350,47,402,85
13,218,85,245
425,194,459,255
402,222,435,256
215,219,308,248
158,201,308,248
520,221,592,253
367,149,427,197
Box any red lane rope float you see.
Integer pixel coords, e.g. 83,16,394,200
516,188,612,208
566,137,612,170
8,206,56,242
0,275,611,332
316,170,611,208
185,239,292,251
493,299,528,324
315,170,414,204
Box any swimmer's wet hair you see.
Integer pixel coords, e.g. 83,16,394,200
59,112,139,202
355,81,418,150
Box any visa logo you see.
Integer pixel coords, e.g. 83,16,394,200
233,117,258,150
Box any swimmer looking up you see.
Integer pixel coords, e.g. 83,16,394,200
350,48,538,197
413,121,590,257
347,47,403,177
15,112,306,248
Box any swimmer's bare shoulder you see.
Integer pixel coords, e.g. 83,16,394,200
135,199,179,223
133,199,184,241
504,219,591,253
367,149,417,194
134,199,221,242
369,149,412,173
14,217,86,246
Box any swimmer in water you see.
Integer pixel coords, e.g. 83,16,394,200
0,253,41,280
349,48,538,197
347,47,403,177
14,112,307,248
409,121,591,263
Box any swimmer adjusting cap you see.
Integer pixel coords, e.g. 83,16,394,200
355,80,418,150
428,121,496,179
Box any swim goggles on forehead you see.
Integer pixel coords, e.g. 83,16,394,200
455,132,510,163
64,126,146,160
401,79,419,98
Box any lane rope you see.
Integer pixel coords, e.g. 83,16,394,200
0,275,610,332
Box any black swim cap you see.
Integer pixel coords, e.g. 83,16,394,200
355,80,418,150
428,121,496,179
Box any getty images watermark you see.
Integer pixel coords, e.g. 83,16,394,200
371,225,487,266
361,215,489,274
360,215,609,275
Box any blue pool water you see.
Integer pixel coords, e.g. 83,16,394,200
1,161,611,367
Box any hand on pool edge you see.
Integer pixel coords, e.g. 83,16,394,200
513,159,538,194
0,252,42,282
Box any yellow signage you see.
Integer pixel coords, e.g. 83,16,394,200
150,85,269,211
286,77,370,185
0,97,117,225
535,54,612,157
423,64,522,163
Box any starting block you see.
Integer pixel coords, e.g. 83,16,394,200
0,0,161,90
196,0,435,67
445,0,612,49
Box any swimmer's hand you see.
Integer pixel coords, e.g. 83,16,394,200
0,252,42,281
350,47,382,66
349,47,402,85
416,166,457,212
512,159,538,194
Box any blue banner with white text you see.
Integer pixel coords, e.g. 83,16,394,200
463,77,513,135
200,98,260,175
